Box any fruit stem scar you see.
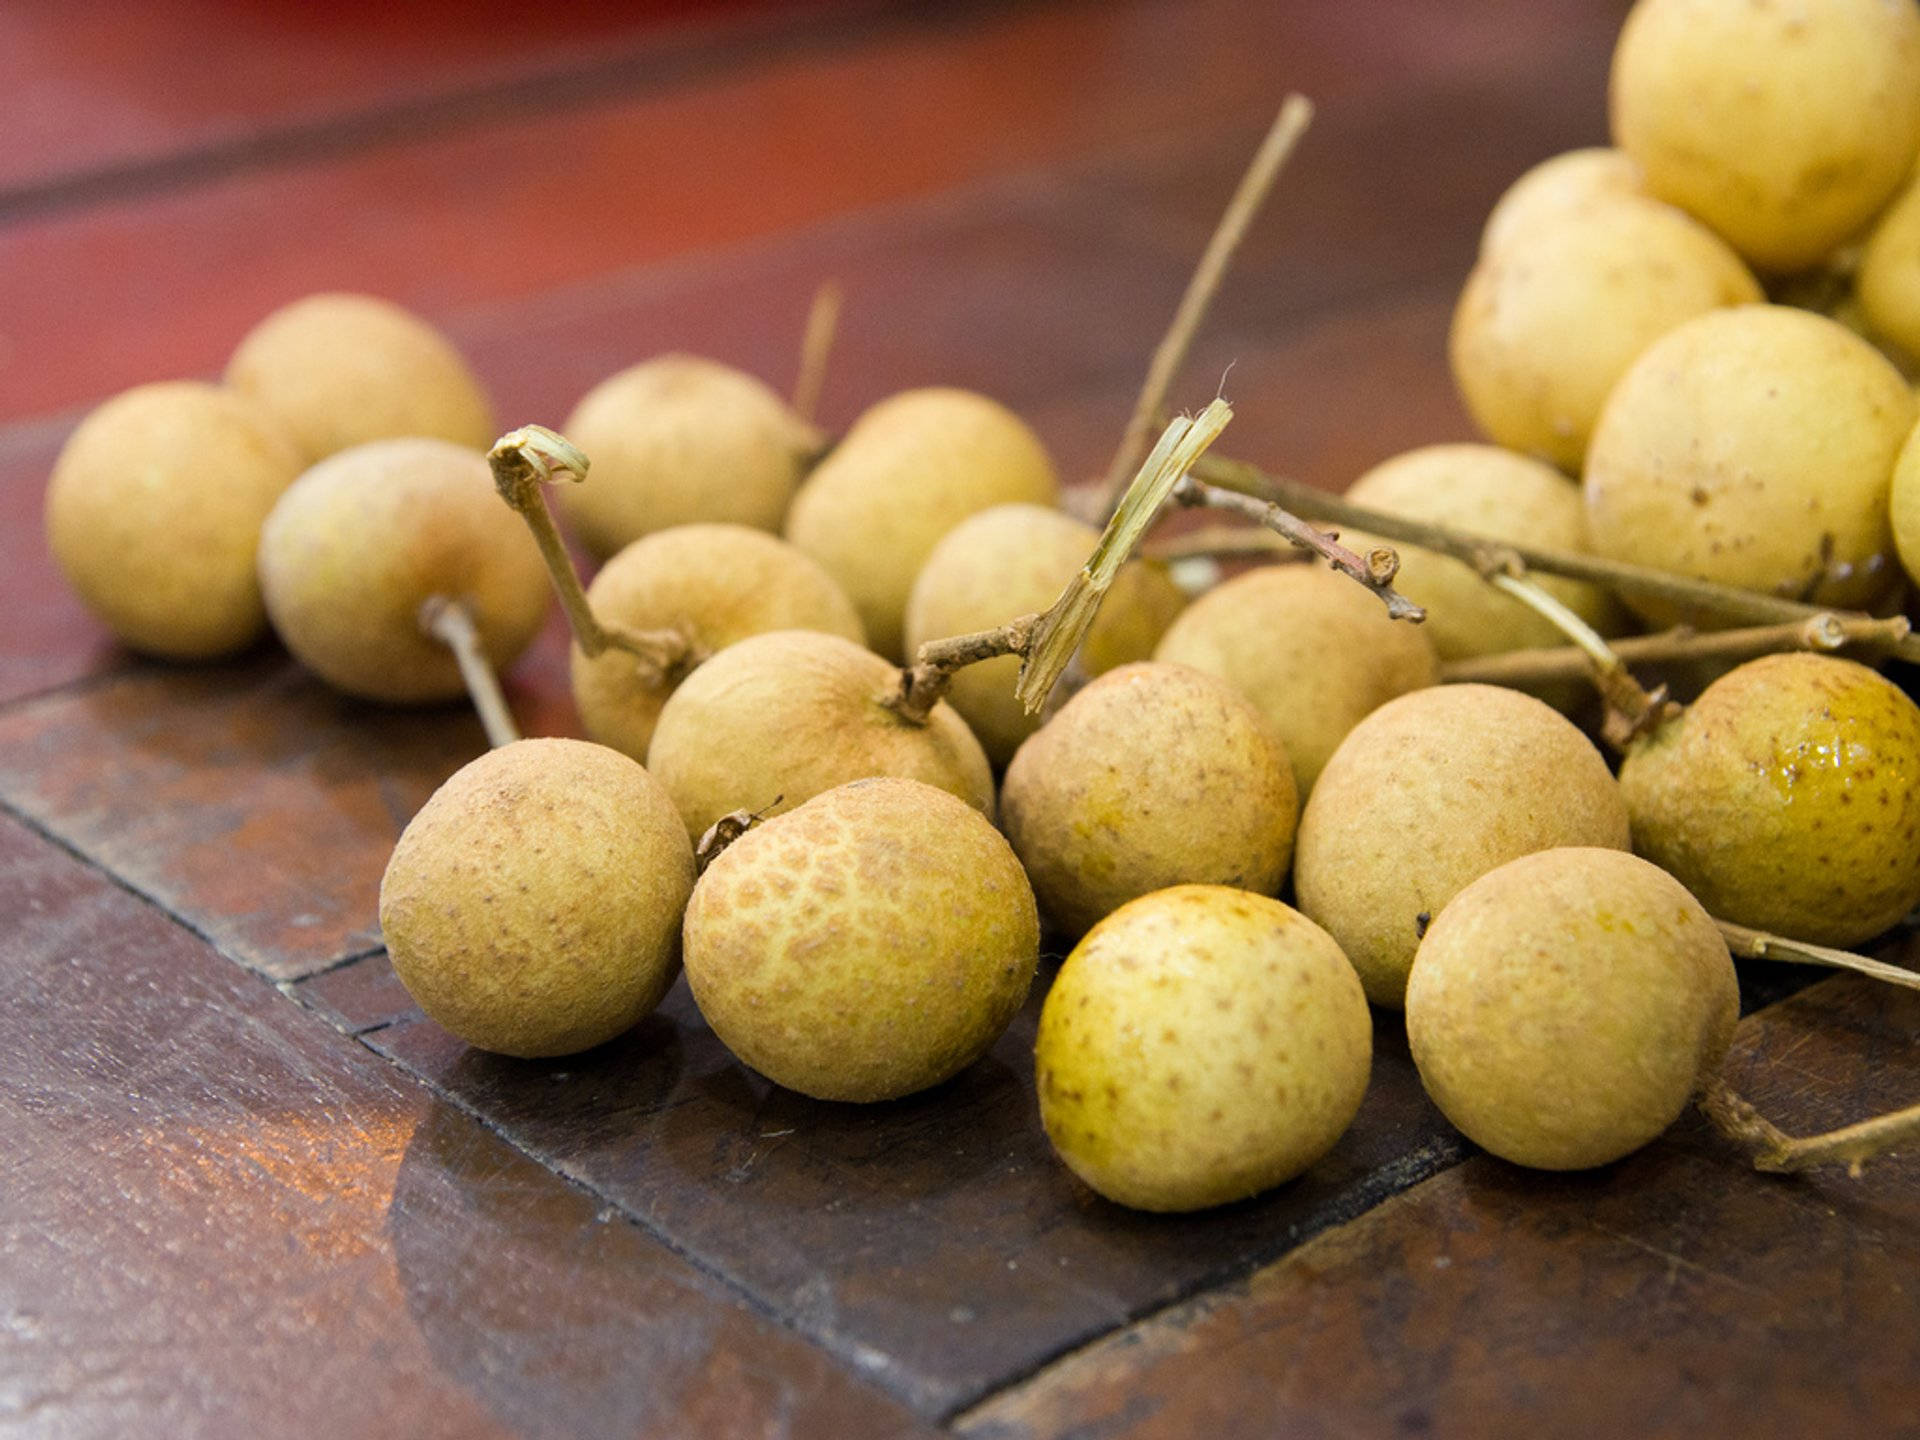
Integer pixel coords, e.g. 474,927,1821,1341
1701,1074,1920,1177
419,595,520,749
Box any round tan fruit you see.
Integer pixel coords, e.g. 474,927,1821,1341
45,381,302,660
1293,683,1630,1009
683,778,1038,1102
1859,161,1920,368
1036,885,1372,1212
1406,847,1738,1171
258,437,549,703
226,292,494,463
572,524,866,762
1479,147,1644,256
380,738,695,1058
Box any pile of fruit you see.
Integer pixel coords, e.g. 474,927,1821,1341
44,0,1920,1210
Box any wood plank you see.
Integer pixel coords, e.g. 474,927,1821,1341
0,810,931,1439
958,972,1920,1440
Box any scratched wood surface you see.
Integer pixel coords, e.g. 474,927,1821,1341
6,1,1920,1436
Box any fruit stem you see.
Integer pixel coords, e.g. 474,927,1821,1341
791,280,842,429
1172,474,1426,622
1701,1074,1920,1177
890,615,1041,725
1142,525,1309,563
487,424,708,680
1188,449,1920,665
1716,918,1920,996
1096,95,1314,523
419,596,520,749
1442,613,1913,688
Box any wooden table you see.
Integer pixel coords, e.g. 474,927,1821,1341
4,2,1918,1435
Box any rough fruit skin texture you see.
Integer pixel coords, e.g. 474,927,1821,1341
683,777,1039,1102
379,738,695,1058
903,503,1185,767
571,524,866,763
1859,161,1920,367
258,437,549,703
1294,684,1630,1009
1036,885,1372,1213
45,381,302,660
557,356,821,560
1610,0,1920,274
225,292,495,464
1406,847,1738,1171
784,388,1060,660
1001,662,1297,937
1479,147,1644,257
644,629,994,841
1620,653,1920,948
1584,305,1915,627
1152,563,1436,799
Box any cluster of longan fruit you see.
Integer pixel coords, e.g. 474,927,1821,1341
45,0,1920,1213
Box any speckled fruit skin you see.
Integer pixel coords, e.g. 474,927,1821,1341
1152,563,1437,799
683,778,1039,1102
226,292,495,464
1584,306,1915,627
1406,847,1738,1171
258,437,549,703
1610,0,1920,275
644,630,994,842
571,524,865,763
45,381,302,660
1036,885,1372,1213
904,503,1186,767
1294,684,1630,1009
784,388,1059,660
557,356,822,560
1620,653,1920,948
379,738,695,1059
1002,663,1297,938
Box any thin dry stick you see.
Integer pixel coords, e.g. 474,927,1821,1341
1172,473,1425,621
890,401,1235,723
1143,525,1307,562
1716,918,1920,996
420,596,520,749
1096,96,1314,522
1701,1074,1920,1176
1190,450,1920,666
790,280,843,428
487,425,706,678
1444,613,1915,688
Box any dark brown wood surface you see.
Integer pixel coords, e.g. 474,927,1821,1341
6,1,1919,1436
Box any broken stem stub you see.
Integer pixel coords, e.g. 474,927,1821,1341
1701,1074,1920,1177
420,595,520,750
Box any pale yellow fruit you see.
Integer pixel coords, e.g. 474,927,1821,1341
1294,684,1629,1008
45,381,301,660
1894,416,1920,584
571,524,865,763
1344,444,1624,662
1585,305,1915,626
1036,885,1372,1212
258,437,549,703
1479,147,1644,256
225,292,494,464
1152,563,1436,798
644,629,993,841
1406,847,1738,1171
1451,197,1761,471
1859,161,1920,368
903,503,1185,767
379,738,695,1058
1610,0,1920,274
556,355,822,560
785,388,1059,659
1620,653,1920,948
683,777,1038,1102
1001,662,1296,937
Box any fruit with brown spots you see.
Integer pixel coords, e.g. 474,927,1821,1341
1619,652,1920,947
1293,683,1630,1009
379,738,695,1058
1035,884,1372,1212
683,777,1039,1102
1406,847,1738,1170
